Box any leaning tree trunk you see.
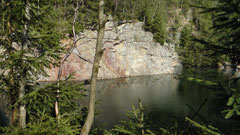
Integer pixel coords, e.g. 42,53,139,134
80,0,107,134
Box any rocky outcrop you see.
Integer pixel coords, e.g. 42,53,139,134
40,21,181,81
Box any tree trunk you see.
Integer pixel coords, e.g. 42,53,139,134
80,0,106,134
55,1,80,129
114,0,118,16
11,108,16,125
6,1,16,125
1,0,4,31
19,0,30,128
19,78,26,128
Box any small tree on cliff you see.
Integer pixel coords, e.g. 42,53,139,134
0,0,63,127
151,11,167,45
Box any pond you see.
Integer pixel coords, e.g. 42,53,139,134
0,69,239,134
93,69,239,134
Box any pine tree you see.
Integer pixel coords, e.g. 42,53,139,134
0,0,63,127
177,25,215,67
151,12,167,45
205,0,240,65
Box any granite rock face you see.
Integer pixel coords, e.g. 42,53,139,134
40,21,181,81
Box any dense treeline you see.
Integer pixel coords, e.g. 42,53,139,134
46,0,221,68
42,0,229,67
0,0,240,134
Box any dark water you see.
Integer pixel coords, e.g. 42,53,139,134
93,71,239,134
1,69,239,134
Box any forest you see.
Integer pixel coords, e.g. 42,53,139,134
0,0,240,134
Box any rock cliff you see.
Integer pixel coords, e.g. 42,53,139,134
40,21,181,81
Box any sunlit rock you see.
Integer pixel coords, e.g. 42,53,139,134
39,21,182,81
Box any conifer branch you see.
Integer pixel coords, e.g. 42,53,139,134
185,117,220,135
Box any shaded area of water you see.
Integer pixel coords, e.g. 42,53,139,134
0,69,239,134
94,73,239,134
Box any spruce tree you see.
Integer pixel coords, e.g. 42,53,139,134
0,0,63,127
151,12,167,45
205,0,240,65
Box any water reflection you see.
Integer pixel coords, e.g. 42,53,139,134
94,74,238,134
0,71,238,134
95,74,180,128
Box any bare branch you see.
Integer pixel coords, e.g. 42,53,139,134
55,1,80,130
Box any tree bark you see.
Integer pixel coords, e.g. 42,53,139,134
114,0,118,16
19,0,30,128
19,78,26,128
55,1,80,129
1,0,4,31
80,0,106,134
6,0,16,125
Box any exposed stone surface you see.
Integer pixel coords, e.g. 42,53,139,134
40,21,181,81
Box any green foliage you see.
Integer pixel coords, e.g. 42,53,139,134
177,25,216,67
0,0,64,119
78,0,99,30
145,8,167,44
187,77,217,86
46,0,217,48
177,26,193,66
0,113,80,135
17,78,86,118
1,76,87,134
102,98,223,135
166,0,181,6
198,0,240,123
1,0,239,134
144,0,167,44
106,99,156,135
50,0,99,36
179,26,192,47
167,0,219,68
201,0,240,65
185,117,220,135
183,68,240,123
223,93,240,119
104,0,168,44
